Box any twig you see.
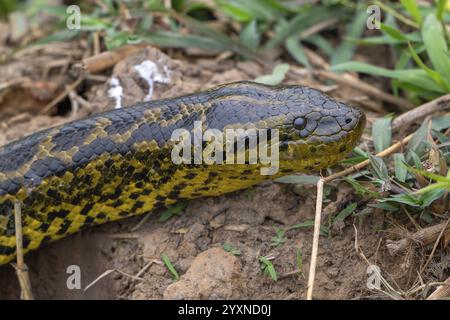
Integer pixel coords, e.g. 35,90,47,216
419,217,450,274
132,214,151,232
305,133,413,299
135,259,161,279
314,69,413,111
306,178,324,300
108,233,140,239
354,225,404,300
13,200,33,300
0,77,28,91
291,51,412,112
304,89,449,299
427,276,450,300
73,43,151,74
39,76,84,115
391,94,450,132
84,269,144,292
373,0,419,29
279,269,304,280
323,133,414,183
386,220,450,256
300,18,338,39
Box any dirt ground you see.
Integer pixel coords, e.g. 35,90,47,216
0,43,447,300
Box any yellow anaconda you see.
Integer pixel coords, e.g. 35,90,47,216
0,81,365,265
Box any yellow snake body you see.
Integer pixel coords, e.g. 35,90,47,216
0,81,365,265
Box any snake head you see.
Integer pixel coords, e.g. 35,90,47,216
275,86,366,171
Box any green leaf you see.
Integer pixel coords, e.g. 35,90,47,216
380,23,408,41
34,29,80,44
407,166,450,184
400,0,423,25
243,187,255,199
394,153,408,182
159,202,187,222
223,243,241,256
368,155,390,181
419,188,447,206
369,202,400,211
271,227,286,247
345,177,380,198
142,31,224,50
259,256,277,281
296,249,303,274
330,7,366,66
407,120,429,157
217,2,253,22
436,0,447,21
420,210,434,223
408,43,448,91
305,35,334,57
216,0,283,22
351,32,422,45
422,13,450,88
285,36,310,68
254,63,290,85
265,6,339,50
335,203,357,221
353,146,369,157
408,150,423,169
161,254,180,281
168,11,259,60
372,116,392,153
290,220,329,236
240,20,260,50
379,193,421,207
432,116,450,131
332,62,444,93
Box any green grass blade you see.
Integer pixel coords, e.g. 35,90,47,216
265,6,339,50
304,35,334,57
240,20,260,50
332,62,444,93
422,13,450,88
142,32,225,50
436,0,447,20
400,0,423,25
330,7,366,66
285,36,310,68
254,63,290,85
372,116,393,153
394,153,408,182
161,254,180,281
335,203,357,221
408,42,448,91
380,23,408,41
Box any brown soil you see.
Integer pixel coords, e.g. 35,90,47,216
0,180,394,300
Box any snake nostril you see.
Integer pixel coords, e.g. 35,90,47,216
345,118,352,124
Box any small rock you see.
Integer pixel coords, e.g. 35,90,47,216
163,248,243,299
140,228,171,259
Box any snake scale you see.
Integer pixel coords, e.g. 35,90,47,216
0,81,365,265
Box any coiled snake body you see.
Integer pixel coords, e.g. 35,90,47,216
0,81,365,265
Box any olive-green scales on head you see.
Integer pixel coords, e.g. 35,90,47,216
0,81,365,265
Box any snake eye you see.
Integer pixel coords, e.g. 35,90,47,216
293,117,307,130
